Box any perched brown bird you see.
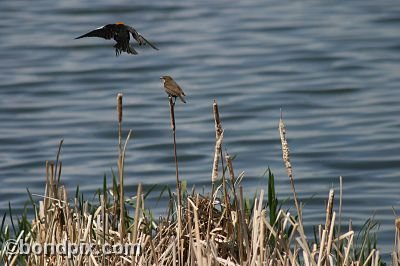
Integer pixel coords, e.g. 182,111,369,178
75,22,158,56
160,76,186,103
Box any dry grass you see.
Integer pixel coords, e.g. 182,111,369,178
0,96,396,265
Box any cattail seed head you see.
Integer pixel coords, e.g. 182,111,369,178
117,93,123,123
279,116,292,179
211,131,224,183
213,100,223,138
325,189,335,231
225,153,235,182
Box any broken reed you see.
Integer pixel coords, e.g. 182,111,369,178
1,95,395,265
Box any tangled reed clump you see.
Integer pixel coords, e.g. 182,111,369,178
1,97,397,266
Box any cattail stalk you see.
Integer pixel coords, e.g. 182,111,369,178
117,93,125,238
168,96,183,264
117,93,123,152
211,100,224,184
168,96,181,205
213,101,225,175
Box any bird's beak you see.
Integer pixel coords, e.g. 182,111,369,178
160,77,163,80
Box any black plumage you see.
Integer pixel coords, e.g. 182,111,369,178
75,22,158,56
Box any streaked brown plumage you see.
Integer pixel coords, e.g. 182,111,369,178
75,22,158,56
160,76,186,103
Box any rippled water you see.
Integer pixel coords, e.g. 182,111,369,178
1,0,400,257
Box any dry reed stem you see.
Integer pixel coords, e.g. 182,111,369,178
338,176,343,249
395,218,400,264
132,183,142,265
239,186,250,260
321,189,335,265
213,101,230,227
278,111,301,221
207,101,224,251
326,212,336,258
279,112,314,265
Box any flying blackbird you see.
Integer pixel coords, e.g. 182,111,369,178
160,76,186,104
75,22,158,56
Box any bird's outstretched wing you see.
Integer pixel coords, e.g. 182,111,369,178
75,24,115,40
127,26,159,50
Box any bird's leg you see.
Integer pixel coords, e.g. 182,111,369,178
173,97,177,105
115,48,121,56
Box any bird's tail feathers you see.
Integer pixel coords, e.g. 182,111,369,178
113,43,138,56
140,36,159,50
127,44,138,55
179,95,186,103
132,32,159,50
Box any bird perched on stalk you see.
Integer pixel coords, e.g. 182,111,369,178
160,76,186,104
75,22,158,56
